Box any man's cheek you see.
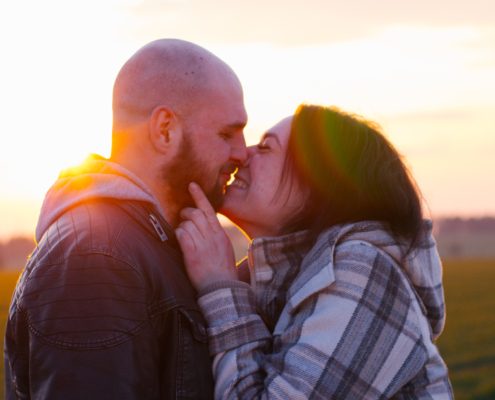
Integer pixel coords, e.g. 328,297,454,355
216,144,232,165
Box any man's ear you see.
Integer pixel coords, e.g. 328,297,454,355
150,105,182,155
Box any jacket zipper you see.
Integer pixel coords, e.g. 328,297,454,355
124,202,171,242
121,201,183,264
149,214,168,241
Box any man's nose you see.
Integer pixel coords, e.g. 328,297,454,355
230,134,248,165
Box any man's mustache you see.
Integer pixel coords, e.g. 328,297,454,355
219,164,238,177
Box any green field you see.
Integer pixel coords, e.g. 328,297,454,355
1,260,495,399
1,271,19,400
435,259,495,399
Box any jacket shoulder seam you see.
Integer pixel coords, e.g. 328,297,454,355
30,250,147,291
18,304,151,350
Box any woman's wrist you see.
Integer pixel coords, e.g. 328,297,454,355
197,280,258,330
193,269,239,293
197,280,251,298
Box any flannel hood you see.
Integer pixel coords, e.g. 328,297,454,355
247,220,445,339
305,221,445,338
35,154,167,243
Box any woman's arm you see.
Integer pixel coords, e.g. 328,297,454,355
175,185,432,399
197,243,430,400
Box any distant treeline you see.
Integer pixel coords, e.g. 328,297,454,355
1,217,494,269
434,217,495,258
436,217,495,234
0,237,35,270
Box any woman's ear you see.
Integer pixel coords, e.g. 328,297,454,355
150,105,183,155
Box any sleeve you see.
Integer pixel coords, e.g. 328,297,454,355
197,244,427,400
18,253,158,400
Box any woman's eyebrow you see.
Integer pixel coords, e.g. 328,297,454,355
260,133,281,145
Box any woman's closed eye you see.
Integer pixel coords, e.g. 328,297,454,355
257,142,270,151
257,137,275,151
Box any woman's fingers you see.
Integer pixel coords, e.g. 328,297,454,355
188,183,223,233
175,227,196,253
176,186,239,292
180,207,211,239
177,220,203,250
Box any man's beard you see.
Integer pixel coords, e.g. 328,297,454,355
164,134,226,212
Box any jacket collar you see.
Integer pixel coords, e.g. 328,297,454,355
247,229,330,321
36,154,168,243
248,222,407,315
118,200,182,262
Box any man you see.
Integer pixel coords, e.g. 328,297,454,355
4,39,248,399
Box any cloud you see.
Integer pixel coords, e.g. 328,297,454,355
388,109,477,123
122,0,495,46
383,106,495,157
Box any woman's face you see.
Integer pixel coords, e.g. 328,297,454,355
221,116,307,239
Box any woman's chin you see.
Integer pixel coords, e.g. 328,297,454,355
219,187,248,222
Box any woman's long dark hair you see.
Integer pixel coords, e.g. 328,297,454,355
279,104,425,257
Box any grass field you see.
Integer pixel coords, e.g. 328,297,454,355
435,259,495,399
1,271,19,400
1,259,494,399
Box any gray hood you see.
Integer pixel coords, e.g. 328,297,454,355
36,154,167,243
244,220,446,339
299,221,446,338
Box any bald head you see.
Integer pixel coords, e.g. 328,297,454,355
112,39,240,135
109,40,248,227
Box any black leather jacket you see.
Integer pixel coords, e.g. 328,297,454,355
4,199,214,399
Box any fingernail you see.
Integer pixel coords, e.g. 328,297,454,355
189,182,199,192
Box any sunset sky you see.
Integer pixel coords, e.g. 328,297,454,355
0,0,494,240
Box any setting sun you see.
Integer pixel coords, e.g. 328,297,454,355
1,1,495,398
0,0,494,239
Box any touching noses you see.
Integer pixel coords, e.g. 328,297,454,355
240,145,257,168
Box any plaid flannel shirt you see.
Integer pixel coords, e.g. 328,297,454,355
198,221,454,399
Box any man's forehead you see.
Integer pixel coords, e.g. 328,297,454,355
210,98,247,128
225,105,248,128
193,75,247,128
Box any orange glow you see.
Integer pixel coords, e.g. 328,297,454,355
0,0,494,239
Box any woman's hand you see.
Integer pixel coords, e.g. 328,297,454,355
175,182,238,292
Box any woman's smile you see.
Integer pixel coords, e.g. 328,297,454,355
229,176,249,189
220,116,307,239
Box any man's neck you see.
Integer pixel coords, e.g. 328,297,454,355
110,154,181,230
152,186,181,230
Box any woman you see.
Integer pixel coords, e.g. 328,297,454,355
175,105,454,399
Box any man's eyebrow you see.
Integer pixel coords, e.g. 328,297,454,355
225,121,247,129
260,132,281,145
